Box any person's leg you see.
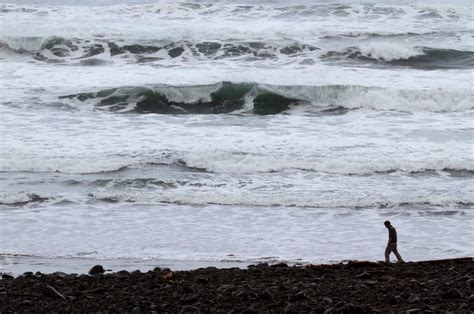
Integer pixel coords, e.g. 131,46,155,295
393,245,404,262
384,244,392,263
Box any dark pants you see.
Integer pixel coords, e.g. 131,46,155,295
385,243,403,263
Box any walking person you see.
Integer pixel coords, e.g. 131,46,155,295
384,220,404,263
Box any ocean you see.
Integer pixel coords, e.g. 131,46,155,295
0,0,473,271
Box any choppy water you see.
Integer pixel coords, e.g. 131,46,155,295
0,0,473,266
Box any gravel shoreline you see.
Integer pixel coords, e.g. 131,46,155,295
1,258,472,313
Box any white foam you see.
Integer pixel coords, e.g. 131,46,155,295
1,0,473,265
0,203,472,264
0,192,34,205
358,42,424,61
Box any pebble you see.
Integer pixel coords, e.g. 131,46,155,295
179,305,201,314
1,258,471,312
88,265,105,276
442,288,463,299
407,293,420,304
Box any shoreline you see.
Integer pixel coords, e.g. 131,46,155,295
0,254,252,276
1,257,472,312
2,253,469,275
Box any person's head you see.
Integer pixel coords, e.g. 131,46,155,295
384,220,391,228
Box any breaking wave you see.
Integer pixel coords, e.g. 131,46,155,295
0,192,49,206
59,82,473,114
0,36,320,64
2,36,473,71
324,45,474,69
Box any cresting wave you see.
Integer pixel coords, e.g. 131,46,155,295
324,46,474,69
0,192,48,206
59,82,473,114
0,36,320,64
1,36,473,70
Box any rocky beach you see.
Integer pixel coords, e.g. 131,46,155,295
1,258,472,313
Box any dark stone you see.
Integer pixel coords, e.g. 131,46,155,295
322,297,333,304
283,303,298,313
271,262,288,268
406,309,422,314
258,289,272,301
89,265,106,275
407,293,420,304
379,275,394,282
442,288,463,299
52,271,68,278
1,274,14,279
241,307,257,314
334,301,345,308
116,270,131,277
179,305,201,314
356,272,371,279
44,285,66,299
346,260,382,269
458,303,468,310
77,281,89,291
90,287,106,294
196,276,209,284
466,278,474,288
338,303,367,314
289,291,307,301
385,293,398,305
217,284,235,294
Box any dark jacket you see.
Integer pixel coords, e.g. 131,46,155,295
388,225,397,243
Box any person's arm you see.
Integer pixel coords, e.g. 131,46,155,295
389,227,397,243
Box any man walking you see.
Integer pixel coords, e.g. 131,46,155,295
384,220,404,263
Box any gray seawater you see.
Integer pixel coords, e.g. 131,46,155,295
0,0,473,269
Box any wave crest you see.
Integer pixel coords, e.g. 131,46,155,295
0,192,48,206
59,82,473,114
324,45,474,69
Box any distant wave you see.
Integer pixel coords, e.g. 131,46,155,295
89,190,474,210
0,36,320,64
3,188,470,210
0,192,48,206
324,46,474,69
58,82,473,114
3,154,473,176
2,36,473,71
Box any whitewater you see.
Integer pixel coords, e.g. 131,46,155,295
0,0,473,271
